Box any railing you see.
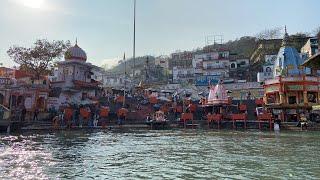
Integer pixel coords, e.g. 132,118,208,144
282,76,304,82
207,114,223,129
257,113,273,130
231,114,247,129
207,114,222,122
180,113,195,129
305,76,318,82
265,78,280,85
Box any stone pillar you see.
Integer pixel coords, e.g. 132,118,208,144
303,91,308,104
279,92,285,104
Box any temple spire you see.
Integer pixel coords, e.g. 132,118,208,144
282,26,289,47
285,25,287,34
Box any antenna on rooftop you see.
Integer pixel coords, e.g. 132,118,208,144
205,35,224,46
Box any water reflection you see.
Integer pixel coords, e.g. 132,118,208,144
0,130,319,179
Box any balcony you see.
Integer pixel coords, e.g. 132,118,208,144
305,76,318,82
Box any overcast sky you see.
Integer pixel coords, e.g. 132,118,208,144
0,0,319,67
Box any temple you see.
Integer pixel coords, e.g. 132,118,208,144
50,42,101,107
207,82,229,105
263,27,320,121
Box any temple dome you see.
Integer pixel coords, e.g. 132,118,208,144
273,46,305,77
64,43,87,61
273,27,305,77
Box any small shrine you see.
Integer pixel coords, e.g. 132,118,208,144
207,82,229,105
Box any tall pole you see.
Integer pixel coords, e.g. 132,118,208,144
133,0,136,78
123,53,126,107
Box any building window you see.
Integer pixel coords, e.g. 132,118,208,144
36,97,45,109
278,58,282,66
63,68,68,75
308,92,317,103
266,67,272,72
231,63,236,69
288,96,297,104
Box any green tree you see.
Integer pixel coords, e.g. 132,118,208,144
7,39,71,79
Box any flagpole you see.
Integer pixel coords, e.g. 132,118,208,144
133,0,136,78
123,53,126,107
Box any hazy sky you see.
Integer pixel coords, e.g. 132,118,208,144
0,0,319,67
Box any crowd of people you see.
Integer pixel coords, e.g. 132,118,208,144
50,103,111,129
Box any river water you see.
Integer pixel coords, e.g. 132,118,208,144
0,130,319,179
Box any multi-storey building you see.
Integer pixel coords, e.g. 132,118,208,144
0,68,50,111
228,58,250,81
193,50,230,85
155,55,169,69
193,50,250,85
301,37,318,58
168,51,193,70
172,67,194,84
169,51,194,83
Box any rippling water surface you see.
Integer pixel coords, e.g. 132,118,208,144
0,130,320,179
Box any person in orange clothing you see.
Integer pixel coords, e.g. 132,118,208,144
117,108,128,126
64,107,73,129
188,104,197,113
79,106,90,128
100,106,109,128
79,106,84,128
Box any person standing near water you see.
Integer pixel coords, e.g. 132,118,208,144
93,113,99,127
86,106,92,127
299,113,308,130
79,105,85,128
33,108,39,121
59,108,65,127
72,105,77,128
117,108,128,127
21,104,26,122
274,115,281,131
